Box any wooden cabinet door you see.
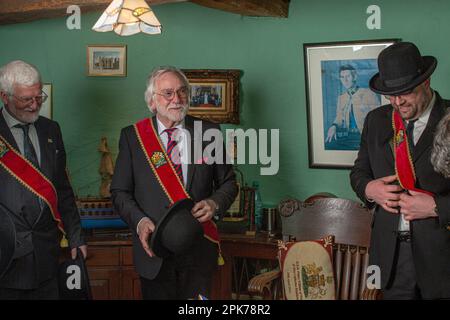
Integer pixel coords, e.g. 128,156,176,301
121,267,142,300
88,267,121,300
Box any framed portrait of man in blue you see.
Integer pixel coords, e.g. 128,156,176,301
304,39,400,168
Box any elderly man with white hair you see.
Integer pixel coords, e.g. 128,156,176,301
0,60,86,299
111,66,238,299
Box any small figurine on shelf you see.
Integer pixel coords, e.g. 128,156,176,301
98,136,114,198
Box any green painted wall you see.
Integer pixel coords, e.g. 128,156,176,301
1,0,449,206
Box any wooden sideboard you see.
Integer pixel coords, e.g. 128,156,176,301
83,235,141,299
81,232,278,300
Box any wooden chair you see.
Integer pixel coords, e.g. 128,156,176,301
248,197,381,300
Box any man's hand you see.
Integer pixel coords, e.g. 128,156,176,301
71,245,87,260
137,217,156,257
399,190,438,221
325,126,337,143
191,199,217,223
365,175,403,214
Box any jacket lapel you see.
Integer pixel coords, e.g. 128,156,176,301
184,116,197,192
380,107,395,164
33,117,52,179
0,111,20,151
151,116,158,134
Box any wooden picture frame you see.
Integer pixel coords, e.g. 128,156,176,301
41,83,52,119
303,39,399,168
87,45,127,77
182,69,240,124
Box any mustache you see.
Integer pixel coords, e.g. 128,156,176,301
167,103,188,110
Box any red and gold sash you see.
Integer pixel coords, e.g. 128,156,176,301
0,134,66,235
392,110,433,196
134,118,223,263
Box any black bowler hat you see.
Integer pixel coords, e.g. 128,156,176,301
0,204,16,279
58,248,92,300
150,198,203,258
370,42,437,95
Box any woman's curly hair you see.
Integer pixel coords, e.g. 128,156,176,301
431,111,450,178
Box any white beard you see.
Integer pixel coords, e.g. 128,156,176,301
155,102,189,123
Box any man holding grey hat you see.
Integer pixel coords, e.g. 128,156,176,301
350,42,450,299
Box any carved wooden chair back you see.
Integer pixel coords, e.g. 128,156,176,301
278,197,374,300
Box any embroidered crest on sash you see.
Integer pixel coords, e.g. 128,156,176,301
0,139,8,158
395,130,405,145
151,151,167,168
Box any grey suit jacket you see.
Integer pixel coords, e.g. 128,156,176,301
111,115,238,280
0,112,84,289
350,92,450,299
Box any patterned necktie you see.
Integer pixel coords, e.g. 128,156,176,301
164,128,183,182
14,123,42,225
15,123,40,168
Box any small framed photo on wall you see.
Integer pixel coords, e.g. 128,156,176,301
182,69,240,124
87,45,127,77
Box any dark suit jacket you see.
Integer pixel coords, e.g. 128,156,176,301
350,92,450,299
0,112,84,290
110,115,238,280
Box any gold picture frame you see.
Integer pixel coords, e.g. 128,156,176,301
41,83,52,119
87,45,127,77
182,69,240,124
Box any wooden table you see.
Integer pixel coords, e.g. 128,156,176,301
210,232,279,300
79,231,278,300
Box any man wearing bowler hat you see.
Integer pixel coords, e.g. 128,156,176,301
350,42,450,299
111,66,238,299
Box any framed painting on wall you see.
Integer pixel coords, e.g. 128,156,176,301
40,83,52,119
303,39,400,168
182,69,240,124
87,45,127,77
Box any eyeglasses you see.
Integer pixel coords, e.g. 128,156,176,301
155,87,189,101
10,91,48,106
384,89,414,100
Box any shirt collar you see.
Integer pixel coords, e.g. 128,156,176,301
1,106,27,129
156,117,184,136
412,90,435,126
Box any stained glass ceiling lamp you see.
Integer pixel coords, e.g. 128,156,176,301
92,0,162,36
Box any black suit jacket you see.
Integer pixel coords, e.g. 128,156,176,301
350,92,450,299
0,112,84,289
110,115,238,280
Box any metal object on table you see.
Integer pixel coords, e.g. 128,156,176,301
263,207,279,237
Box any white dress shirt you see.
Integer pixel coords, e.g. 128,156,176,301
1,107,41,165
156,118,188,186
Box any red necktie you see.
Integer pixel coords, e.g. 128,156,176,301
164,128,183,182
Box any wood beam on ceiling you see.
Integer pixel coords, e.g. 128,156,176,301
0,0,187,25
189,0,290,17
